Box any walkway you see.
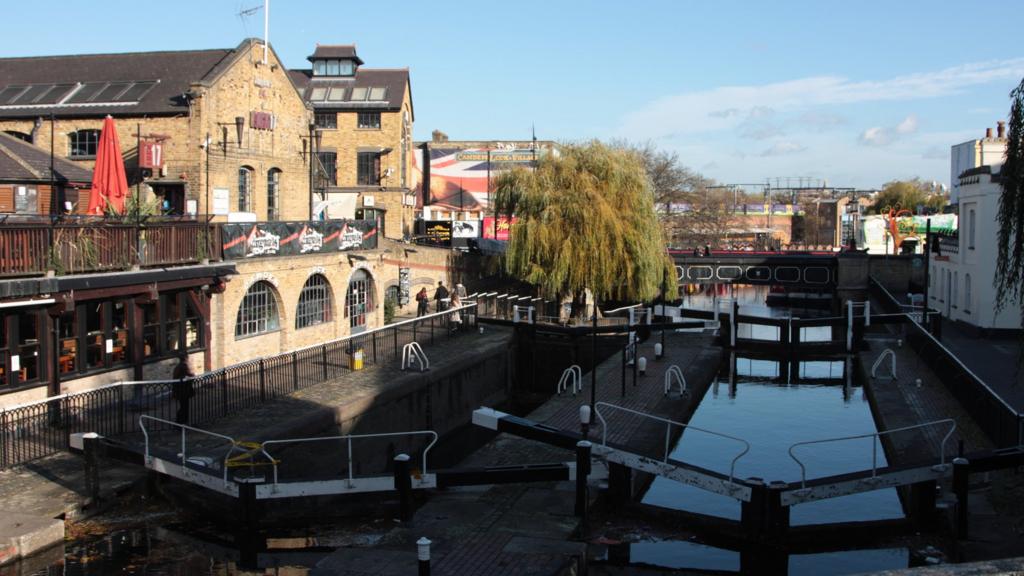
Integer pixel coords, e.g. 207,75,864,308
936,317,1024,412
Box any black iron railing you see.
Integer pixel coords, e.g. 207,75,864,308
0,305,477,470
869,277,1022,448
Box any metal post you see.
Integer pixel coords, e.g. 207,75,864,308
953,457,970,539
730,300,738,348
846,300,854,352
83,432,101,503
574,440,591,518
394,453,412,521
258,358,266,402
740,477,766,537
417,537,432,576
590,288,597,418
923,219,931,330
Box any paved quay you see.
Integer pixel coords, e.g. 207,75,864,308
311,331,722,575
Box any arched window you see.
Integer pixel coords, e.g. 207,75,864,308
964,274,972,313
69,129,101,158
267,168,281,221
296,274,332,328
238,166,254,213
346,269,373,329
4,131,31,143
236,281,279,337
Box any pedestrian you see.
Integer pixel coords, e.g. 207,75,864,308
450,293,462,332
171,352,195,425
415,287,429,317
433,281,450,312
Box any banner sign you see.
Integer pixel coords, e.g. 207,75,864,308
423,220,452,246
399,267,411,306
482,216,517,241
221,219,378,259
452,220,480,239
138,142,163,169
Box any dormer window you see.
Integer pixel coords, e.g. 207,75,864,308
313,59,355,77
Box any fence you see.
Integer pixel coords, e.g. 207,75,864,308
869,277,1022,448
0,221,219,276
0,305,476,470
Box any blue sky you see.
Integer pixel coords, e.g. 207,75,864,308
4,0,1022,189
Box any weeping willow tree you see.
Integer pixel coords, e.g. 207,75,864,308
493,141,677,316
996,78,1024,321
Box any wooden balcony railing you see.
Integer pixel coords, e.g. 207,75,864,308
0,221,222,277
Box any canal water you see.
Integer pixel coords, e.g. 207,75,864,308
621,285,910,574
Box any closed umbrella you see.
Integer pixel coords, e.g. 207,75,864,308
87,115,129,215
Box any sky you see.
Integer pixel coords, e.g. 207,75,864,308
4,0,1023,189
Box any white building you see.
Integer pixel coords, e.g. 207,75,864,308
950,123,1007,205
930,162,1021,332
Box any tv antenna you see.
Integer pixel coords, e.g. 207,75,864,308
237,1,270,65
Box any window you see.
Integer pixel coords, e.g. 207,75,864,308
338,60,354,76
309,86,327,101
56,299,136,377
368,87,386,100
267,169,281,221
968,208,976,249
326,60,340,76
4,131,31,143
965,274,972,313
296,274,332,328
328,87,346,102
313,60,326,76
953,271,958,308
315,112,337,129
238,166,254,212
357,112,381,129
312,60,355,77
346,270,372,329
317,152,337,187
357,152,380,185
236,281,280,337
69,129,100,158
351,87,368,101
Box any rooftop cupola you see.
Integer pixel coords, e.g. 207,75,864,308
308,44,364,77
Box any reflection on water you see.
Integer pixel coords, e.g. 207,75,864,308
681,285,834,342
643,380,903,524
612,539,909,575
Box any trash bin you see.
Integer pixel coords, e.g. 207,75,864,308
351,348,364,370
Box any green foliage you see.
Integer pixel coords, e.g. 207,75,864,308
996,78,1024,314
383,296,396,325
493,141,677,307
105,191,162,221
867,179,946,215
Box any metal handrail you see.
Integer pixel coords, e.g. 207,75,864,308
557,365,582,395
259,430,439,486
664,365,687,396
139,415,243,487
871,348,897,379
593,401,750,486
402,342,429,371
788,418,957,488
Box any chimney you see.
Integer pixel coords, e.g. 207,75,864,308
985,127,993,139
998,121,1006,138
431,129,448,143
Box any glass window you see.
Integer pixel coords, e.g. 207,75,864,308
164,294,181,354
236,281,280,337
357,112,381,129
69,129,100,158
328,87,346,101
296,274,332,328
0,316,7,387
4,131,31,142
185,297,203,350
965,274,972,312
142,303,159,358
16,312,40,383
313,61,326,76
368,87,386,101
238,166,254,212
85,302,105,370
315,112,337,129
968,208,976,249
326,59,340,76
351,87,367,101
267,169,281,221
339,60,354,76
317,152,337,187
58,311,77,375
346,270,370,328
309,86,327,101
112,301,129,365
357,152,380,186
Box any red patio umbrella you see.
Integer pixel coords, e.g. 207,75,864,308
87,115,129,215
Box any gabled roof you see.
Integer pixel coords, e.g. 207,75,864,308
289,68,411,117
307,45,364,66
0,132,92,184
0,39,305,119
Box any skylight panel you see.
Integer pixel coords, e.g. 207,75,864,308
92,82,132,102
34,84,76,105
327,87,346,101
0,86,28,104
11,84,52,104
115,81,156,102
310,87,327,101
350,86,367,101
64,82,106,103
368,87,386,101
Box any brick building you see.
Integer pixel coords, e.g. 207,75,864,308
0,38,312,221
0,131,92,214
289,45,416,240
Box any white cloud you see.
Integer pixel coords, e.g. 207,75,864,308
896,114,919,134
860,126,893,146
760,141,806,157
617,58,1024,139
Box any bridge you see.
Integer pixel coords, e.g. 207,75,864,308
671,250,839,289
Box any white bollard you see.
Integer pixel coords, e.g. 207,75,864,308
638,356,647,375
655,342,663,359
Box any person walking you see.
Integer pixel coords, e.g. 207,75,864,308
415,287,429,316
433,281,450,312
171,352,195,425
450,293,463,332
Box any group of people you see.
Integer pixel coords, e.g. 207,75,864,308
415,281,463,331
